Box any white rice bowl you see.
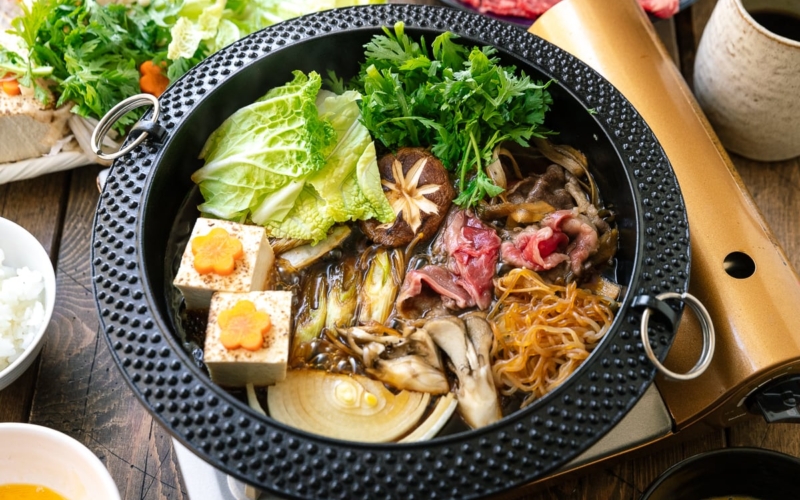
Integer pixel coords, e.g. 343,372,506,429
0,249,46,371
0,217,56,390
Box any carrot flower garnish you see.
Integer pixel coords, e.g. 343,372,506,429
218,300,272,351
191,227,244,275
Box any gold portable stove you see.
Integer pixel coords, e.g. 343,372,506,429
499,0,800,488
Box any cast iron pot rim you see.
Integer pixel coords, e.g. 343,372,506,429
91,4,691,499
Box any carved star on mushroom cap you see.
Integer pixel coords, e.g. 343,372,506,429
380,158,441,234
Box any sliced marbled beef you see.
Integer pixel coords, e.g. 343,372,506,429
439,209,501,310
500,209,599,276
396,265,475,318
478,0,561,17
398,209,501,315
466,0,678,19
500,226,569,271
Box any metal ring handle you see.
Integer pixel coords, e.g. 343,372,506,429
91,93,160,161
640,292,715,381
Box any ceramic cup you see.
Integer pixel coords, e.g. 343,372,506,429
0,423,121,500
694,0,800,161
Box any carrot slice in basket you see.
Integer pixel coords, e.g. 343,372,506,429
218,300,272,351
139,60,170,97
191,227,244,275
1,75,20,96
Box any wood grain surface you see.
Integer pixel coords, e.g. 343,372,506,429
1,164,189,498
1,1,798,499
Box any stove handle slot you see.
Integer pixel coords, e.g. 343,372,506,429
634,292,715,382
748,376,800,424
92,93,166,161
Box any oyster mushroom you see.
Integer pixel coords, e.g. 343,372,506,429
341,326,450,395
368,328,446,393
368,356,450,395
426,315,502,429
361,148,455,247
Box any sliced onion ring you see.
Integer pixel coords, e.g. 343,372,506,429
267,370,430,442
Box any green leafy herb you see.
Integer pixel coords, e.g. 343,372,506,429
9,0,201,132
351,22,554,207
7,0,55,103
324,69,346,95
0,47,51,81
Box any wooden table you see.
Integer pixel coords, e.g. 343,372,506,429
1,1,798,498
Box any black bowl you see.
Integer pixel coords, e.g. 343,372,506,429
641,448,800,500
91,4,690,499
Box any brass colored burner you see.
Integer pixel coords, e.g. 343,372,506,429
531,0,800,430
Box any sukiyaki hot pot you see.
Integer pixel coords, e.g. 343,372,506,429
91,4,691,499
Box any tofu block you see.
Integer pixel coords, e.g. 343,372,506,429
173,218,274,310
204,291,292,387
0,93,71,163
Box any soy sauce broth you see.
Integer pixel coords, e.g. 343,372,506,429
164,155,622,439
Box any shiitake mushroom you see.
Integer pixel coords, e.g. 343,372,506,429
361,148,455,247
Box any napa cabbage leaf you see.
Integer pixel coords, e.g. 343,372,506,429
306,90,395,224
192,70,335,221
168,0,387,62
192,71,394,243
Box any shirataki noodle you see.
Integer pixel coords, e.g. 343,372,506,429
489,269,616,407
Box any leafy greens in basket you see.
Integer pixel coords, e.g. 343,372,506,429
0,0,385,132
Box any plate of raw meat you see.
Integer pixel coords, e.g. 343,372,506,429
439,0,698,27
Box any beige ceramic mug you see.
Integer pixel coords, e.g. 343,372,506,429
694,0,800,161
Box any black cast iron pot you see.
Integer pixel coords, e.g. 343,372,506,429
91,4,690,499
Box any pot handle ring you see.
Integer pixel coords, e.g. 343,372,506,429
91,93,165,161
638,292,715,381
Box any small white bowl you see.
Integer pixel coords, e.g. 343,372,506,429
0,217,57,391
0,423,121,500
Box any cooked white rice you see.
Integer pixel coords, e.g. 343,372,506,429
0,248,46,372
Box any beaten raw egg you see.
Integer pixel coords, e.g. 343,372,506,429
0,484,67,500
